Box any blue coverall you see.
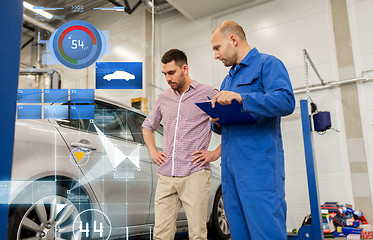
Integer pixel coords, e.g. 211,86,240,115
212,48,295,240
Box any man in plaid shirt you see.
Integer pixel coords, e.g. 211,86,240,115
142,49,221,240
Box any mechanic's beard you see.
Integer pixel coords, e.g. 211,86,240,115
223,46,237,67
223,61,233,67
222,55,236,67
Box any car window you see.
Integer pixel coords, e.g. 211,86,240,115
154,128,163,149
90,107,133,141
128,111,163,148
57,101,134,142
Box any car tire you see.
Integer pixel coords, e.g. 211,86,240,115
7,178,92,240
208,187,230,240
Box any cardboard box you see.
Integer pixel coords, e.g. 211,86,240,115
361,224,373,239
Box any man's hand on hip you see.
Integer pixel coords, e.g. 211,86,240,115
210,117,222,129
191,150,220,167
211,90,242,108
150,151,167,166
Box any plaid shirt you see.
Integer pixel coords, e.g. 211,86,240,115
142,80,218,177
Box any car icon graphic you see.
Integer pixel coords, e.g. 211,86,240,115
103,70,135,81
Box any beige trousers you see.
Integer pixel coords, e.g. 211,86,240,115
153,169,212,240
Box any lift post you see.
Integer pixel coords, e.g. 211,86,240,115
288,99,324,240
0,0,23,239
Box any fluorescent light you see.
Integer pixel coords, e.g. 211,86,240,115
23,1,53,20
93,7,125,11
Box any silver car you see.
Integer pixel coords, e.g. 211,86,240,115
7,97,230,240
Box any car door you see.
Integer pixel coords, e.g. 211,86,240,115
54,100,153,228
126,111,187,224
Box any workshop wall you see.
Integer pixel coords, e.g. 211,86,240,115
348,0,373,77
349,0,373,200
357,81,373,203
156,0,338,90
349,0,373,222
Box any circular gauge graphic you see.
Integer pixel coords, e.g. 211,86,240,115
73,209,112,240
49,20,106,69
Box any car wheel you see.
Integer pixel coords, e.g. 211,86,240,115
7,180,91,240
208,188,230,240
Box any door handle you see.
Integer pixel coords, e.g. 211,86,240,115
70,142,97,151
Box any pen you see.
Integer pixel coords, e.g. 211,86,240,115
207,96,211,100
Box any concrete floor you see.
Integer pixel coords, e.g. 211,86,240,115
123,232,347,240
127,236,343,240
121,232,229,240
125,233,346,240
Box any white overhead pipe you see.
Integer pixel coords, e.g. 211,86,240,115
293,77,373,94
23,14,56,33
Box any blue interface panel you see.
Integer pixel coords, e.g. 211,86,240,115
70,89,95,103
17,89,42,103
17,105,42,119
70,105,95,119
16,89,95,119
44,105,68,119
44,89,68,103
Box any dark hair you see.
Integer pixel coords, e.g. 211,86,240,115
161,49,188,68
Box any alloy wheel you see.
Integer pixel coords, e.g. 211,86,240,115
217,196,230,235
17,195,82,240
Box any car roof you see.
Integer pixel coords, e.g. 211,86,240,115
95,96,148,117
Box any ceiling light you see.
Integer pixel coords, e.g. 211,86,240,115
23,1,53,20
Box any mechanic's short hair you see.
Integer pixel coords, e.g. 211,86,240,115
213,21,246,40
161,49,188,68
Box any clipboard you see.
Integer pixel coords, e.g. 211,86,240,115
195,99,256,125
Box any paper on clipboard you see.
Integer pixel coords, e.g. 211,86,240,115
195,99,256,125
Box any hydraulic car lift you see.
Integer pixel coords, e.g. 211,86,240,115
287,99,324,240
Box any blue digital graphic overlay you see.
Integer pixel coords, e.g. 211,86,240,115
17,105,42,119
70,105,95,119
49,20,106,69
0,182,10,204
0,181,57,204
44,105,68,119
44,89,68,103
96,62,143,89
70,89,95,103
17,89,42,103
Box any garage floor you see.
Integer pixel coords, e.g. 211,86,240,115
126,236,345,240
125,234,346,240
120,232,227,239
120,235,351,240
122,232,348,240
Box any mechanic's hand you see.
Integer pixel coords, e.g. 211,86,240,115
211,90,242,108
191,150,220,167
150,151,167,166
210,117,221,129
